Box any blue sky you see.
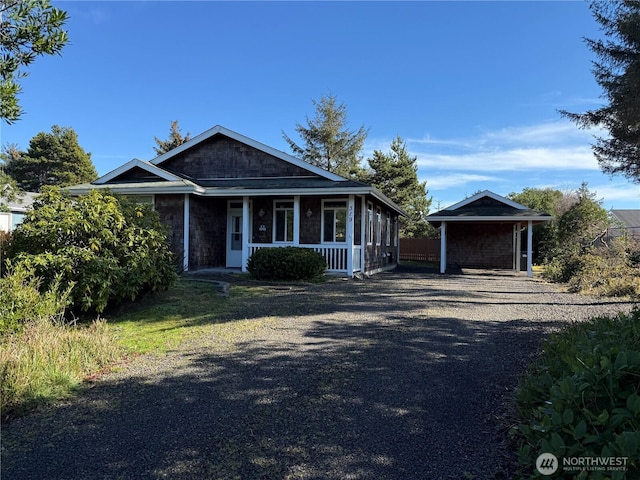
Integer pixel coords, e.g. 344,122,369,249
2,0,639,211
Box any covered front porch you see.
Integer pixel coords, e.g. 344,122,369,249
171,193,397,277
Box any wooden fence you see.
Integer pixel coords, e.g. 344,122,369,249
399,238,440,262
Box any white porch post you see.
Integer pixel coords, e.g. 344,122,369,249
241,196,250,272
527,220,533,277
360,195,366,274
515,222,522,273
293,195,300,245
183,194,190,272
440,221,447,274
347,195,355,276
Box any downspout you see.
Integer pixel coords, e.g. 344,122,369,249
360,195,366,274
439,221,447,274
347,195,354,276
527,220,533,277
183,194,190,272
241,196,250,272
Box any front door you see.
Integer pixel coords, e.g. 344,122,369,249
226,203,243,268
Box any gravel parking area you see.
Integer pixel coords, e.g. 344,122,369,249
2,266,635,480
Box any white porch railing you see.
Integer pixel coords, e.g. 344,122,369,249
248,244,362,274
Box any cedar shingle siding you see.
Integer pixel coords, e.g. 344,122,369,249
189,197,226,269
160,136,313,180
447,223,513,269
155,194,185,266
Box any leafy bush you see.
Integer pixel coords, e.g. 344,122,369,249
247,246,326,281
0,265,71,336
512,309,640,479
6,187,177,314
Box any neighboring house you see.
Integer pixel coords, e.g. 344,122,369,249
609,209,640,239
69,125,405,276
0,188,37,233
426,190,552,277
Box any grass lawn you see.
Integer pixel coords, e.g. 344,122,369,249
1,277,268,419
107,278,266,355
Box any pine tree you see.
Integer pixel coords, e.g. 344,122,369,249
560,1,640,182
283,93,368,178
3,125,97,191
1,0,69,123
153,120,192,156
366,136,433,238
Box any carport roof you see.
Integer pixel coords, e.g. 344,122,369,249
427,190,552,224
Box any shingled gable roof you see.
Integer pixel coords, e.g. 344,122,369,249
68,125,407,216
427,190,552,224
94,158,185,184
150,125,345,182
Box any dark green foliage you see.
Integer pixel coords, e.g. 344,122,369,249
508,188,563,263
282,93,369,178
364,136,434,238
512,309,640,479
247,247,326,281
6,187,177,314
0,0,69,123
3,125,97,191
560,1,640,182
153,120,192,156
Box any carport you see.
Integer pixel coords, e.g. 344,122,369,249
427,191,552,277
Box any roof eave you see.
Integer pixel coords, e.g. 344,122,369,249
427,215,553,223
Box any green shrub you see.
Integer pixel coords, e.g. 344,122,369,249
6,187,177,314
247,247,326,281
512,309,640,479
0,265,71,336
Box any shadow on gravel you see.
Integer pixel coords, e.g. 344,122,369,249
2,267,634,480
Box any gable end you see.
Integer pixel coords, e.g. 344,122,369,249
158,134,322,180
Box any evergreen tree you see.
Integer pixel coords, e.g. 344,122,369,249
153,120,192,156
1,0,69,123
3,125,97,191
365,136,433,238
508,187,564,262
283,93,368,178
560,1,640,182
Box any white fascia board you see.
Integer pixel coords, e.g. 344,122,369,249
149,125,346,182
426,215,553,222
199,186,373,198
95,158,183,184
197,185,407,216
67,181,203,196
446,190,527,211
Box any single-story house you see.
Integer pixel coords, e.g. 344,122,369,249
0,187,37,233
426,190,552,277
69,125,406,276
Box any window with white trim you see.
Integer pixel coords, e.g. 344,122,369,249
274,200,294,242
386,215,391,246
322,200,347,243
393,217,398,247
376,207,382,246
366,202,373,245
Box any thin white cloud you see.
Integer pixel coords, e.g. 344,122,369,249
423,173,502,190
416,146,598,172
589,183,640,206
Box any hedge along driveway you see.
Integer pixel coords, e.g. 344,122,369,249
2,266,635,480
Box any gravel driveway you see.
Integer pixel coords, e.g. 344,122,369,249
2,266,635,480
